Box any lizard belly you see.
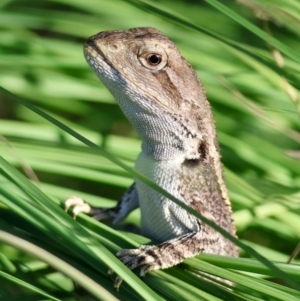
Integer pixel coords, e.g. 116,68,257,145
135,152,199,243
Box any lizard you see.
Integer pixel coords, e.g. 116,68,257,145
65,27,238,289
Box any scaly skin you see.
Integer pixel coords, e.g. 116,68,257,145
67,27,238,289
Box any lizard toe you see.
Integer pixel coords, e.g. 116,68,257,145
117,247,158,272
114,276,123,291
64,196,91,219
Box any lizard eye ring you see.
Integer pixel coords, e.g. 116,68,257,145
138,51,167,70
147,54,162,65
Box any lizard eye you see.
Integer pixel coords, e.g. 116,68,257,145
147,54,162,65
138,50,167,70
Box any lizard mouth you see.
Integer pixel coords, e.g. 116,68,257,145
83,39,174,113
84,39,118,72
83,37,174,113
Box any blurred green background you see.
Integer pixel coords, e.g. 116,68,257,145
0,0,300,300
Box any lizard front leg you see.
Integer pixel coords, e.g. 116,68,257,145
114,224,219,289
65,183,139,224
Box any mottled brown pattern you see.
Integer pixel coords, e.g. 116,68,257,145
89,27,169,43
153,71,183,107
74,27,240,288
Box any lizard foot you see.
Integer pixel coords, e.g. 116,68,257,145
64,196,92,219
64,196,118,221
113,245,162,290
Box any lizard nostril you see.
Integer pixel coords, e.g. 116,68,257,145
108,43,119,51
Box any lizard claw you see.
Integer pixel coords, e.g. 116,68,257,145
64,196,92,219
108,268,124,291
108,268,114,278
114,276,123,291
111,246,158,289
117,246,157,274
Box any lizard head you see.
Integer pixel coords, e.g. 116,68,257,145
84,27,207,114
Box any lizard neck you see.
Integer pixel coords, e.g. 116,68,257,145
113,91,205,161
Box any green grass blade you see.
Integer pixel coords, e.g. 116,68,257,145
1,87,299,290
0,230,119,301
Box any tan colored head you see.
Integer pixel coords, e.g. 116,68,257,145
84,27,206,114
